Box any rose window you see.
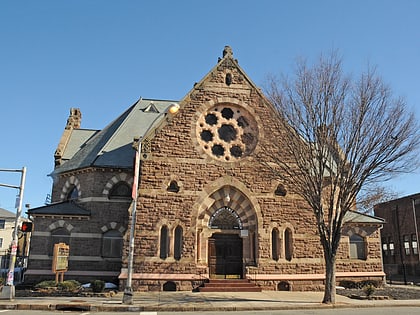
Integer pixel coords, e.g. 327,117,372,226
196,104,258,161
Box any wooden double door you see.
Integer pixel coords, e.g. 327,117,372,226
208,233,243,279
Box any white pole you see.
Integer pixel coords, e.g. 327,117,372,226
2,167,26,300
123,143,140,305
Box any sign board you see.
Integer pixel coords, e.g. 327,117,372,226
52,243,69,273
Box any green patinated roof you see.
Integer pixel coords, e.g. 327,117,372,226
52,98,177,175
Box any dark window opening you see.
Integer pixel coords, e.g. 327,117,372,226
163,281,177,291
167,180,180,193
67,186,79,200
221,107,234,119
160,226,169,259
275,184,287,197
212,144,225,156
218,124,237,142
109,182,131,199
174,226,183,260
272,228,279,260
230,146,243,157
102,230,123,258
205,113,218,125
237,116,249,128
225,73,232,86
200,130,213,142
350,234,366,260
285,228,293,261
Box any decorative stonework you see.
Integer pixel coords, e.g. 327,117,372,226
60,176,81,201
195,103,258,162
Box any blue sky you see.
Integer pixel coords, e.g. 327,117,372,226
0,0,419,212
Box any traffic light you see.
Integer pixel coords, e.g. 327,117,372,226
21,221,33,232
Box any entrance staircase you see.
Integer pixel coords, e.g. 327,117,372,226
198,279,262,292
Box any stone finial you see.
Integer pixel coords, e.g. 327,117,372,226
65,108,82,129
223,46,233,57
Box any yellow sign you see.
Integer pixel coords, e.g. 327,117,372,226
52,243,69,272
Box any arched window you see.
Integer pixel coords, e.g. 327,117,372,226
50,227,70,256
102,230,123,258
160,225,169,259
174,226,183,260
109,182,131,199
67,186,79,200
284,228,293,261
272,228,280,260
350,234,366,260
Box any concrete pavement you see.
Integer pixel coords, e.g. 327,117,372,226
0,290,420,312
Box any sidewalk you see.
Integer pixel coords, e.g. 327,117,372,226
1,290,420,312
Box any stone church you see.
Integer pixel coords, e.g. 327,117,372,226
26,47,385,291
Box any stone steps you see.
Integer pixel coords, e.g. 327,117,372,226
198,279,262,292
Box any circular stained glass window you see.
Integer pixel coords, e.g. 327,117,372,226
196,104,258,161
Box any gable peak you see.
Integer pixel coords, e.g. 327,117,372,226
223,46,233,58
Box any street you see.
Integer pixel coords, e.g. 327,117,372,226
2,307,420,315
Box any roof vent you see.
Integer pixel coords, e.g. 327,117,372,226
143,102,160,113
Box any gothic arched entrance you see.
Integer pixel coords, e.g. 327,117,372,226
208,206,243,279
209,233,243,279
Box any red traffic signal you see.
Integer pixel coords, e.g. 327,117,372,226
21,222,33,232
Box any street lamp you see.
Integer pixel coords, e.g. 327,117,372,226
122,102,180,304
0,167,26,300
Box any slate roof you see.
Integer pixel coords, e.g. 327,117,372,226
52,98,178,175
28,201,91,216
344,210,384,224
0,208,16,219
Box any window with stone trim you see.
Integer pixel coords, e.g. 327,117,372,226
174,226,183,260
102,230,123,258
67,186,79,200
349,234,366,260
271,228,280,261
196,103,258,162
0,220,5,229
109,182,131,199
160,225,169,259
284,228,293,261
50,227,70,256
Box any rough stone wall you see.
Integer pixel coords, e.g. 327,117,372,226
27,168,131,284
128,51,384,291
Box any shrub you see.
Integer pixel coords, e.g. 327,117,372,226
58,280,81,292
90,280,105,293
35,280,57,289
363,283,376,298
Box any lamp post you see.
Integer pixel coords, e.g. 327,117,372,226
0,167,26,300
121,102,180,304
122,140,140,305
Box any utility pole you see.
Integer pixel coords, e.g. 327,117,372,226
0,167,26,300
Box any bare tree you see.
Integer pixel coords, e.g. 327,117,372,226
357,184,399,214
262,53,420,304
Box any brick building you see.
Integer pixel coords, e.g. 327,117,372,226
26,47,385,291
374,193,420,283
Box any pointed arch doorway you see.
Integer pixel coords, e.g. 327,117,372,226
209,233,243,279
208,206,243,279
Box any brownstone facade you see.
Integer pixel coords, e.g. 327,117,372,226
26,47,384,291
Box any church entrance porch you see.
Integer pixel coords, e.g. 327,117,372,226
208,233,243,279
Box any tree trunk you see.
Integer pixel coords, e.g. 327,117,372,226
322,254,336,304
